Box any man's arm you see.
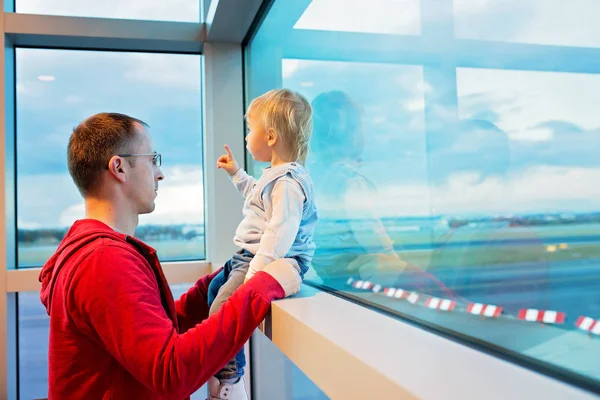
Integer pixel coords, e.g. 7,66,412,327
70,247,285,399
246,178,304,279
175,267,223,333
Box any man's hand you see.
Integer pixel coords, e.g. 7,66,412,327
261,258,302,297
217,144,240,176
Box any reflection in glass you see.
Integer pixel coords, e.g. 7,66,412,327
245,0,600,386
454,0,600,48
294,0,421,35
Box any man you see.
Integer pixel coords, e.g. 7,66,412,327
39,112,301,399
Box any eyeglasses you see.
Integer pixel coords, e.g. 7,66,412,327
118,152,162,167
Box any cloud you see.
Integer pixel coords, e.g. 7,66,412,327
17,0,199,22
319,165,600,218
123,53,201,91
16,48,203,176
282,59,302,79
534,120,585,135
454,0,600,48
294,0,421,35
458,67,600,141
509,127,554,142
404,98,425,112
19,166,205,229
17,49,201,113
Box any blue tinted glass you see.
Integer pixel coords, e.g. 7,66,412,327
18,292,48,400
16,49,204,267
251,331,330,399
245,0,600,386
454,0,600,48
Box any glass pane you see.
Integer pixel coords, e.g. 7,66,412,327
454,0,600,48
294,0,421,35
16,0,200,23
245,0,600,389
251,331,329,400
18,292,49,400
16,49,204,268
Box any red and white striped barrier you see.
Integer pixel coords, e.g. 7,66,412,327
425,297,456,311
518,309,565,324
351,280,373,290
383,287,407,299
406,292,420,304
345,279,386,294
576,316,600,335
382,288,419,304
467,303,503,318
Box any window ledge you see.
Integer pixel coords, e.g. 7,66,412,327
262,285,598,399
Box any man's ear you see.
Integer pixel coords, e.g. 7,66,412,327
267,128,278,147
107,156,127,183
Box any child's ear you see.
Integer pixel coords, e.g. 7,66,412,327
267,128,278,147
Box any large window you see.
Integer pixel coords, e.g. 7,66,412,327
244,0,600,392
16,49,205,268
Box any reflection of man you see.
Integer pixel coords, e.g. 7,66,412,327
428,119,550,313
38,113,301,399
309,91,455,298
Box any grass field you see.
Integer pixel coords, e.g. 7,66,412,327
18,238,206,268
16,222,600,269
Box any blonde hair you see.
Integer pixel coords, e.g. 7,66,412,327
247,89,312,164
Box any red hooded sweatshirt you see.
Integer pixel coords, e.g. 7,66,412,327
39,219,285,399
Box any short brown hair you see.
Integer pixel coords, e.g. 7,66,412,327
67,112,148,196
247,89,312,164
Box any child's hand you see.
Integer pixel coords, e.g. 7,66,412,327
217,144,240,176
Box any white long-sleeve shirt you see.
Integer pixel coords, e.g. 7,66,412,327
230,163,317,277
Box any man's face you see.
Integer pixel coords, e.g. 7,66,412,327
125,124,164,215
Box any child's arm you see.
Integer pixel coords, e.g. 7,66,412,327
217,144,256,198
246,178,305,280
231,169,257,199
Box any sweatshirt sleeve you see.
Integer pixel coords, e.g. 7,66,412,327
69,246,283,400
175,267,223,333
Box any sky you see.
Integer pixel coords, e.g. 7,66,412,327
16,49,204,228
14,0,600,228
16,0,200,22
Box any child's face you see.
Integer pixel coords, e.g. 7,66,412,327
245,113,272,163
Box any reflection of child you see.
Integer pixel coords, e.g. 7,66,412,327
207,89,318,400
309,90,455,298
309,91,398,282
